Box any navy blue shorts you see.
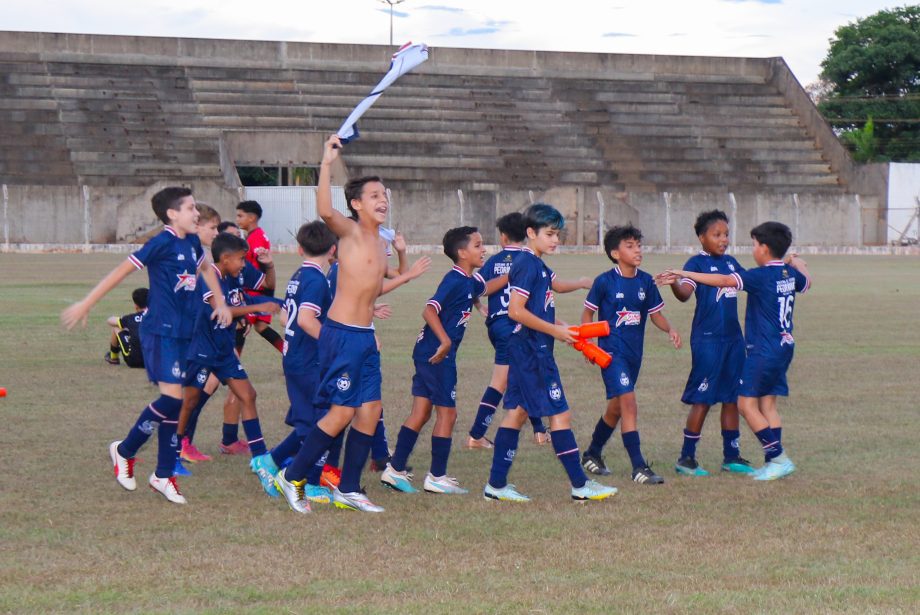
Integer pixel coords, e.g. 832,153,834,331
314,320,382,409
184,357,247,389
504,339,568,417
681,338,745,405
487,319,515,366
738,349,793,398
601,353,642,399
284,371,327,436
411,359,457,407
140,332,189,386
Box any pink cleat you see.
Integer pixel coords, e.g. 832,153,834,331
180,437,212,462
219,440,250,455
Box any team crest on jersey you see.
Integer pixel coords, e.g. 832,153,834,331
638,288,646,301
336,373,351,391
228,289,244,307
457,309,472,328
548,382,562,401
172,361,184,379
174,273,197,292
698,378,709,392
710,266,718,272
780,331,795,346
728,262,736,272
619,372,630,387
451,389,457,401
716,287,738,302
616,292,624,299
615,308,641,327
544,289,555,311
177,253,186,261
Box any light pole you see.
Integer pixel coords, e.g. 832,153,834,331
379,0,406,46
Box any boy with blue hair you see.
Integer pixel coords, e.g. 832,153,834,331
62,187,232,504
483,204,618,502
660,221,811,481
381,226,507,494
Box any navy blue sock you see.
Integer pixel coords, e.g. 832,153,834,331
119,395,179,459
722,429,741,461
306,452,325,486
287,427,335,482
221,422,239,446
371,410,390,460
488,427,521,489
270,430,303,467
587,417,615,457
550,429,587,488
470,386,502,439
755,428,783,462
681,429,701,459
242,418,267,456
339,428,373,493
153,396,182,478
774,427,782,445
622,430,647,470
530,416,547,434
390,426,419,472
430,436,452,477
326,432,344,468
185,391,211,443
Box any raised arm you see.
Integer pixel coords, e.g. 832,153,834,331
61,259,137,330
552,276,591,293
380,256,431,295
667,269,738,289
255,247,276,292
318,134,354,238
393,232,408,275
786,255,812,288
483,274,509,296
508,291,577,345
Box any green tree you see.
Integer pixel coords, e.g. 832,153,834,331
817,6,920,162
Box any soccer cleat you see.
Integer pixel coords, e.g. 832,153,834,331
675,456,710,477
465,436,494,449
148,473,187,504
721,457,755,474
320,465,341,489
104,353,120,365
180,437,212,462
305,484,332,504
423,473,469,495
380,463,418,493
109,440,137,491
753,453,796,481
483,483,531,502
571,479,618,501
632,465,665,485
249,453,280,498
369,456,390,472
218,440,249,455
173,458,192,477
333,488,385,512
581,450,611,476
273,468,311,514
533,432,551,446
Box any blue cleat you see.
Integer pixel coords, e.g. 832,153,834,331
380,463,418,493
305,484,332,504
675,457,710,477
721,457,755,474
483,483,531,502
571,479,618,501
250,453,280,497
173,458,192,477
753,453,796,481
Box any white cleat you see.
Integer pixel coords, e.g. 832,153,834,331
423,473,469,494
333,488,385,513
148,473,187,504
274,468,312,514
571,479,618,501
109,440,136,491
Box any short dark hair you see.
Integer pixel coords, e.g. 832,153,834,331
496,212,526,242
296,221,337,257
217,221,238,233
344,176,383,219
750,221,792,259
236,200,263,219
694,209,729,237
211,232,249,263
523,203,565,234
603,224,643,263
151,187,192,225
442,226,479,263
196,203,220,224
132,288,149,309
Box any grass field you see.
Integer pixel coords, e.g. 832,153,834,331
1,252,918,614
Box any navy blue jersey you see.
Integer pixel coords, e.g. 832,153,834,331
129,226,204,339
730,261,810,356
508,248,558,351
584,266,664,362
235,261,265,294
327,261,339,298
282,261,332,374
680,251,744,343
480,246,524,326
187,265,247,365
413,266,486,362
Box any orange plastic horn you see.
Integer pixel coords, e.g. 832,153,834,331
569,321,611,339
574,339,612,369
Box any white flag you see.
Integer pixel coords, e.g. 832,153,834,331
337,42,429,143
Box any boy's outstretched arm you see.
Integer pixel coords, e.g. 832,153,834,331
393,232,409,275
508,291,577,345
62,259,137,330
665,269,738,289
786,255,813,287
483,274,509,296
380,256,431,294
422,305,452,364
317,135,353,238
657,271,694,302
552,276,592,293
650,311,682,349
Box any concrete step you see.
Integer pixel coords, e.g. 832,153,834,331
69,150,219,164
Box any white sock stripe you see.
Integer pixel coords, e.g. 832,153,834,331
147,404,166,419
555,447,579,457
248,437,264,444
761,441,778,450
479,402,497,410
684,433,702,439
162,419,178,425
